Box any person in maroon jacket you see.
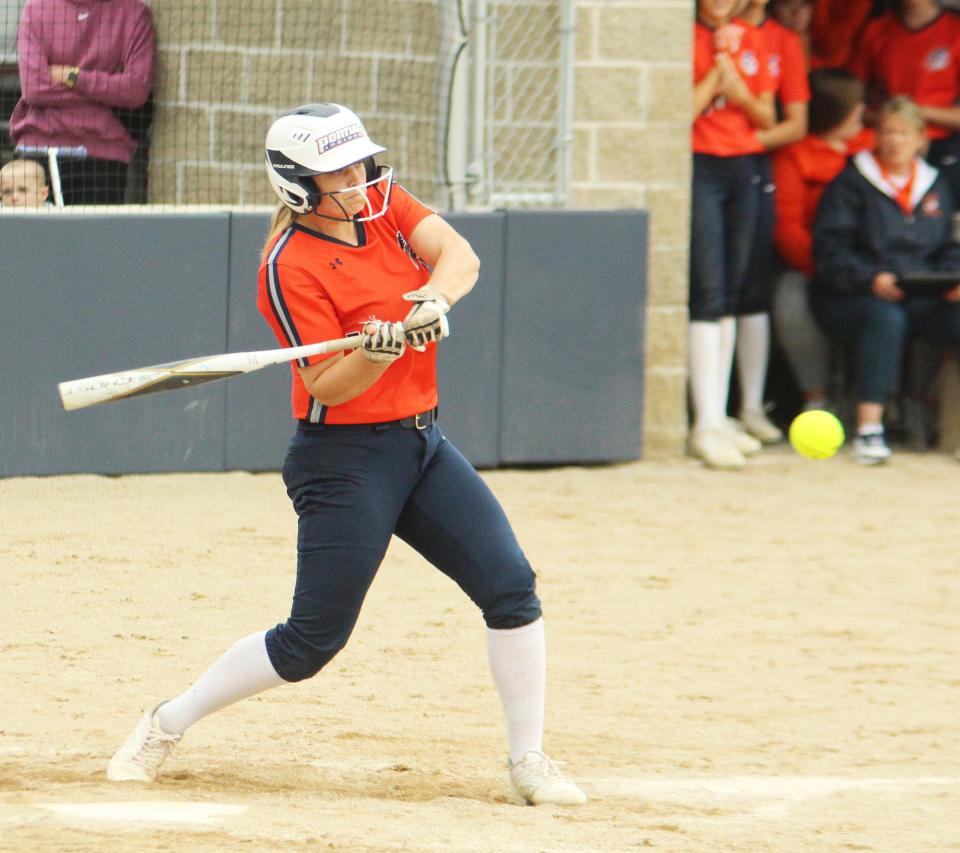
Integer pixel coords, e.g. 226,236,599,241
11,0,154,204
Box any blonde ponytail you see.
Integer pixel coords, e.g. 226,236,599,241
262,203,297,259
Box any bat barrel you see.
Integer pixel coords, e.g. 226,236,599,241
58,371,159,410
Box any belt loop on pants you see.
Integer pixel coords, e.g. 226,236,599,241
399,406,438,430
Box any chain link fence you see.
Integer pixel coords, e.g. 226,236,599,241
464,0,573,209
0,0,571,211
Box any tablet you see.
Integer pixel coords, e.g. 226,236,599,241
897,271,960,293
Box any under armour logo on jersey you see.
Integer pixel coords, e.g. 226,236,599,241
329,258,343,270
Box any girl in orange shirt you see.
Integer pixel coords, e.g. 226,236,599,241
848,0,960,197
690,0,776,469
731,0,810,446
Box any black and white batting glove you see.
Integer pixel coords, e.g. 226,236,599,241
361,320,407,363
402,286,450,351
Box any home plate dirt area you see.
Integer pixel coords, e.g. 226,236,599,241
1,450,957,852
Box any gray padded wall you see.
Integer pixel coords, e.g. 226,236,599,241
437,212,506,468
0,210,645,477
0,214,230,476
500,210,647,464
224,212,294,471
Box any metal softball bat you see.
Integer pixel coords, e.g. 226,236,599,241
57,335,362,411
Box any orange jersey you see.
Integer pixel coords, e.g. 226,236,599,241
849,11,960,139
257,184,435,423
810,0,874,69
772,128,875,275
756,16,810,106
693,19,774,156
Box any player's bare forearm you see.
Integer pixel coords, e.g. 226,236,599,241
737,92,775,130
693,68,721,117
409,215,480,306
757,102,808,150
425,240,480,306
299,349,390,407
920,104,960,133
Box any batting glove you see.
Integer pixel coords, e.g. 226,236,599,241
402,286,450,350
361,320,407,363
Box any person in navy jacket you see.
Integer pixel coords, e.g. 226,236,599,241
813,95,960,464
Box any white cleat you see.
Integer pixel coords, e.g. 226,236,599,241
509,751,587,806
724,418,763,456
106,701,182,782
689,427,745,470
739,408,784,444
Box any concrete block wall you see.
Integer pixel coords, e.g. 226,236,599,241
572,1,691,456
148,0,451,207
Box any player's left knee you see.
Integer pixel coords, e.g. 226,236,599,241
481,572,542,630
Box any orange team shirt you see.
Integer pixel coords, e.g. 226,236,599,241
810,0,874,69
757,16,810,106
848,11,960,139
772,128,875,275
257,183,435,424
693,19,774,156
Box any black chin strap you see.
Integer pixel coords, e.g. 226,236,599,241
309,191,355,222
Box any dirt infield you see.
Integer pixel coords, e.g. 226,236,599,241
1,446,958,852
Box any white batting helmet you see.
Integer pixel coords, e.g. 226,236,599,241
264,103,390,217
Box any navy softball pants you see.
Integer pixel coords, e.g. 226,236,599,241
265,419,542,683
813,293,960,402
689,152,766,321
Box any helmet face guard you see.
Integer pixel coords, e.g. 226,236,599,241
264,103,391,220
312,164,395,223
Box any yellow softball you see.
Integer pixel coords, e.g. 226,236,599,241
788,410,845,460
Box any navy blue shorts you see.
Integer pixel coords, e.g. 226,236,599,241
265,417,542,682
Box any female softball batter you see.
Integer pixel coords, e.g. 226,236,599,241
106,103,585,807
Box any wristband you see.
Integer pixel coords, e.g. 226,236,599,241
65,66,79,88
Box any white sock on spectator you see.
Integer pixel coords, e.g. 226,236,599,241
689,321,724,431
737,312,770,414
718,316,737,421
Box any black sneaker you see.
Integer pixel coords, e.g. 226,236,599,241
852,430,891,465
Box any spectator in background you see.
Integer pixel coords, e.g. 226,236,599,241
772,68,874,413
0,154,47,204
689,0,776,469
11,0,154,204
812,96,960,465
809,0,877,70
770,0,813,65
0,0,27,150
729,0,810,446
847,0,960,199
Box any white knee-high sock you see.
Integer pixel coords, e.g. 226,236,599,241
156,630,286,735
736,312,770,413
688,321,723,431
486,619,545,764
718,315,737,420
